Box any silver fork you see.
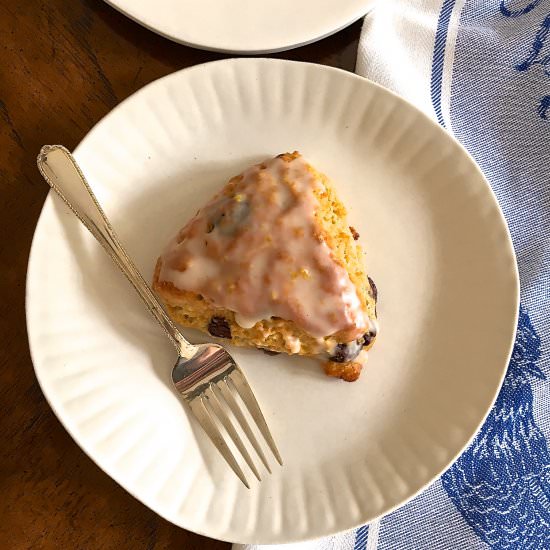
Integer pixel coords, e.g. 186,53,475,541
37,144,282,488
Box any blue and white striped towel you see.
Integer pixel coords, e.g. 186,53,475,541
236,1,550,548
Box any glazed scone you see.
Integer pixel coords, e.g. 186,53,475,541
153,152,378,381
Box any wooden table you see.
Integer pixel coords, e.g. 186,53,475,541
0,2,361,547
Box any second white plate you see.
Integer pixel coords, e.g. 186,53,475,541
27,59,518,544
103,0,377,53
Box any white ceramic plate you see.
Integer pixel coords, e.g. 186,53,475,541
26,59,519,544
102,0,377,54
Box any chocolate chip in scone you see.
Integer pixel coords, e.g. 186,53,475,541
362,331,377,347
216,200,250,235
330,344,349,363
329,339,363,363
349,226,360,240
208,316,232,339
368,276,378,302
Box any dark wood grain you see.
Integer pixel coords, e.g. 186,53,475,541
0,2,361,548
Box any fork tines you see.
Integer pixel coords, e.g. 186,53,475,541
188,369,282,488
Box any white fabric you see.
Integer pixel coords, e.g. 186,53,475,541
234,530,359,550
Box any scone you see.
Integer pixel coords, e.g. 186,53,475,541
153,152,378,381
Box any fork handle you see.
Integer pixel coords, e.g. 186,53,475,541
37,144,196,359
